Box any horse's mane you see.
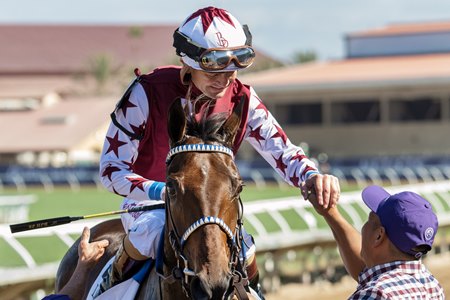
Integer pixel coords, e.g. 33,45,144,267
186,112,229,144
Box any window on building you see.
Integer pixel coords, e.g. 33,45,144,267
389,97,441,122
276,102,322,125
331,100,380,124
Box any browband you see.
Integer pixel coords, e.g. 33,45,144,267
166,144,234,164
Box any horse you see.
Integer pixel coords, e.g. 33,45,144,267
55,97,249,300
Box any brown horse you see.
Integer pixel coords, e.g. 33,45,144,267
55,97,248,300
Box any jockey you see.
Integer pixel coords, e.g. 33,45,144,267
99,6,340,298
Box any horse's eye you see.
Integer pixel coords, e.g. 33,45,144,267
233,183,244,198
166,181,177,198
236,184,243,195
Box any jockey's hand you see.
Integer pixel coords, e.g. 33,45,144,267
301,174,340,209
78,226,109,265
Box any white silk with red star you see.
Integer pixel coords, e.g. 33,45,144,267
99,82,318,203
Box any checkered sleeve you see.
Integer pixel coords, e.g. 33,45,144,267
348,287,388,299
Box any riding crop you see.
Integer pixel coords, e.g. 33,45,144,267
9,203,164,233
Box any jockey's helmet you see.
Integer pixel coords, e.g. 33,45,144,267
173,6,255,72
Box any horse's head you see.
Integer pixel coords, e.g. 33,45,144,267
164,98,245,299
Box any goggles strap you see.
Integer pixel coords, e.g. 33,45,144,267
173,29,205,61
243,25,252,47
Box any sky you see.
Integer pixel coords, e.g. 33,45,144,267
3,0,450,62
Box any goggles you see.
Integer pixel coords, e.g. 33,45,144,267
199,46,255,71
173,27,255,71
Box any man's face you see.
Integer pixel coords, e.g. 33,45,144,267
190,69,237,99
360,211,382,264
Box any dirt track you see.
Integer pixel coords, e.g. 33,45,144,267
266,253,450,299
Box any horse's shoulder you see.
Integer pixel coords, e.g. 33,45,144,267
90,218,126,242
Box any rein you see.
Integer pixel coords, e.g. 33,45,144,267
162,143,249,300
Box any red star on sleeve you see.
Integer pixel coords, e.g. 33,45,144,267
121,160,134,171
126,176,148,193
270,124,288,145
248,125,265,145
121,99,137,118
130,122,146,141
255,100,269,119
105,131,127,157
272,154,287,175
184,7,235,33
290,171,300,187
102,165,121,181
291,151,307,162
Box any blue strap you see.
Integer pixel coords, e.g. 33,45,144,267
155,226,166,276
305,170,320,180
132,259,154,283
149,182,165,200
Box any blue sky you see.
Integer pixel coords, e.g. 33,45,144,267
3,0,450,62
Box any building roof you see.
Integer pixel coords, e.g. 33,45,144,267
0,24,281,76
240,53,450,92
0,97,114,153
0,76,77,99
0,24,177,75
348,20,450,37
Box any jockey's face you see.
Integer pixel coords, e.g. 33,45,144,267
190,69,237,99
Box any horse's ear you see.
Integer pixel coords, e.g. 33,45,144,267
221,95,245,147
168,98,186,146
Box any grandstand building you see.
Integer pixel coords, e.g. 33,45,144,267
1,21,450,186
241,21,450,161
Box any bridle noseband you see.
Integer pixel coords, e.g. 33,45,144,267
163,143,248,299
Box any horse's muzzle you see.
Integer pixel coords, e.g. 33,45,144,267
190,274,232,300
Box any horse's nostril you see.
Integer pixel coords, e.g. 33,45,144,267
190,276,212,300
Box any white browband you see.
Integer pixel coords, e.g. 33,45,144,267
166,144,234,164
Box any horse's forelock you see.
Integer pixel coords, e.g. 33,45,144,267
186,112,228,143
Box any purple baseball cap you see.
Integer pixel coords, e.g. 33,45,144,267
362,185,438,258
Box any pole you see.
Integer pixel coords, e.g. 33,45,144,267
9,203,164,233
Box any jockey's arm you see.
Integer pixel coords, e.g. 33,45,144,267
99,83,165,201
244,88,339,208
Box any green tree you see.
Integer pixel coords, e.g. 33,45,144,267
128,26,143,39
292,50,318,64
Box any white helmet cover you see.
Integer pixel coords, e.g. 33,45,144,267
176,7,250,71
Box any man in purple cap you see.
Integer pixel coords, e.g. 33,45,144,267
306,185,444,299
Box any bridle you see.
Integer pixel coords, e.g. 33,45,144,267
162,143,249,299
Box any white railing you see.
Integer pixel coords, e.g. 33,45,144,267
1,181,450,286
0,194,36,223
247,181,450,253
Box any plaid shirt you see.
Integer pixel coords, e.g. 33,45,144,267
348,260,444,300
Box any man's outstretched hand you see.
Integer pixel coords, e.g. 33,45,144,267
301,174,340,209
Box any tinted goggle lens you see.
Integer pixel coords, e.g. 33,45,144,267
200,47,255,71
